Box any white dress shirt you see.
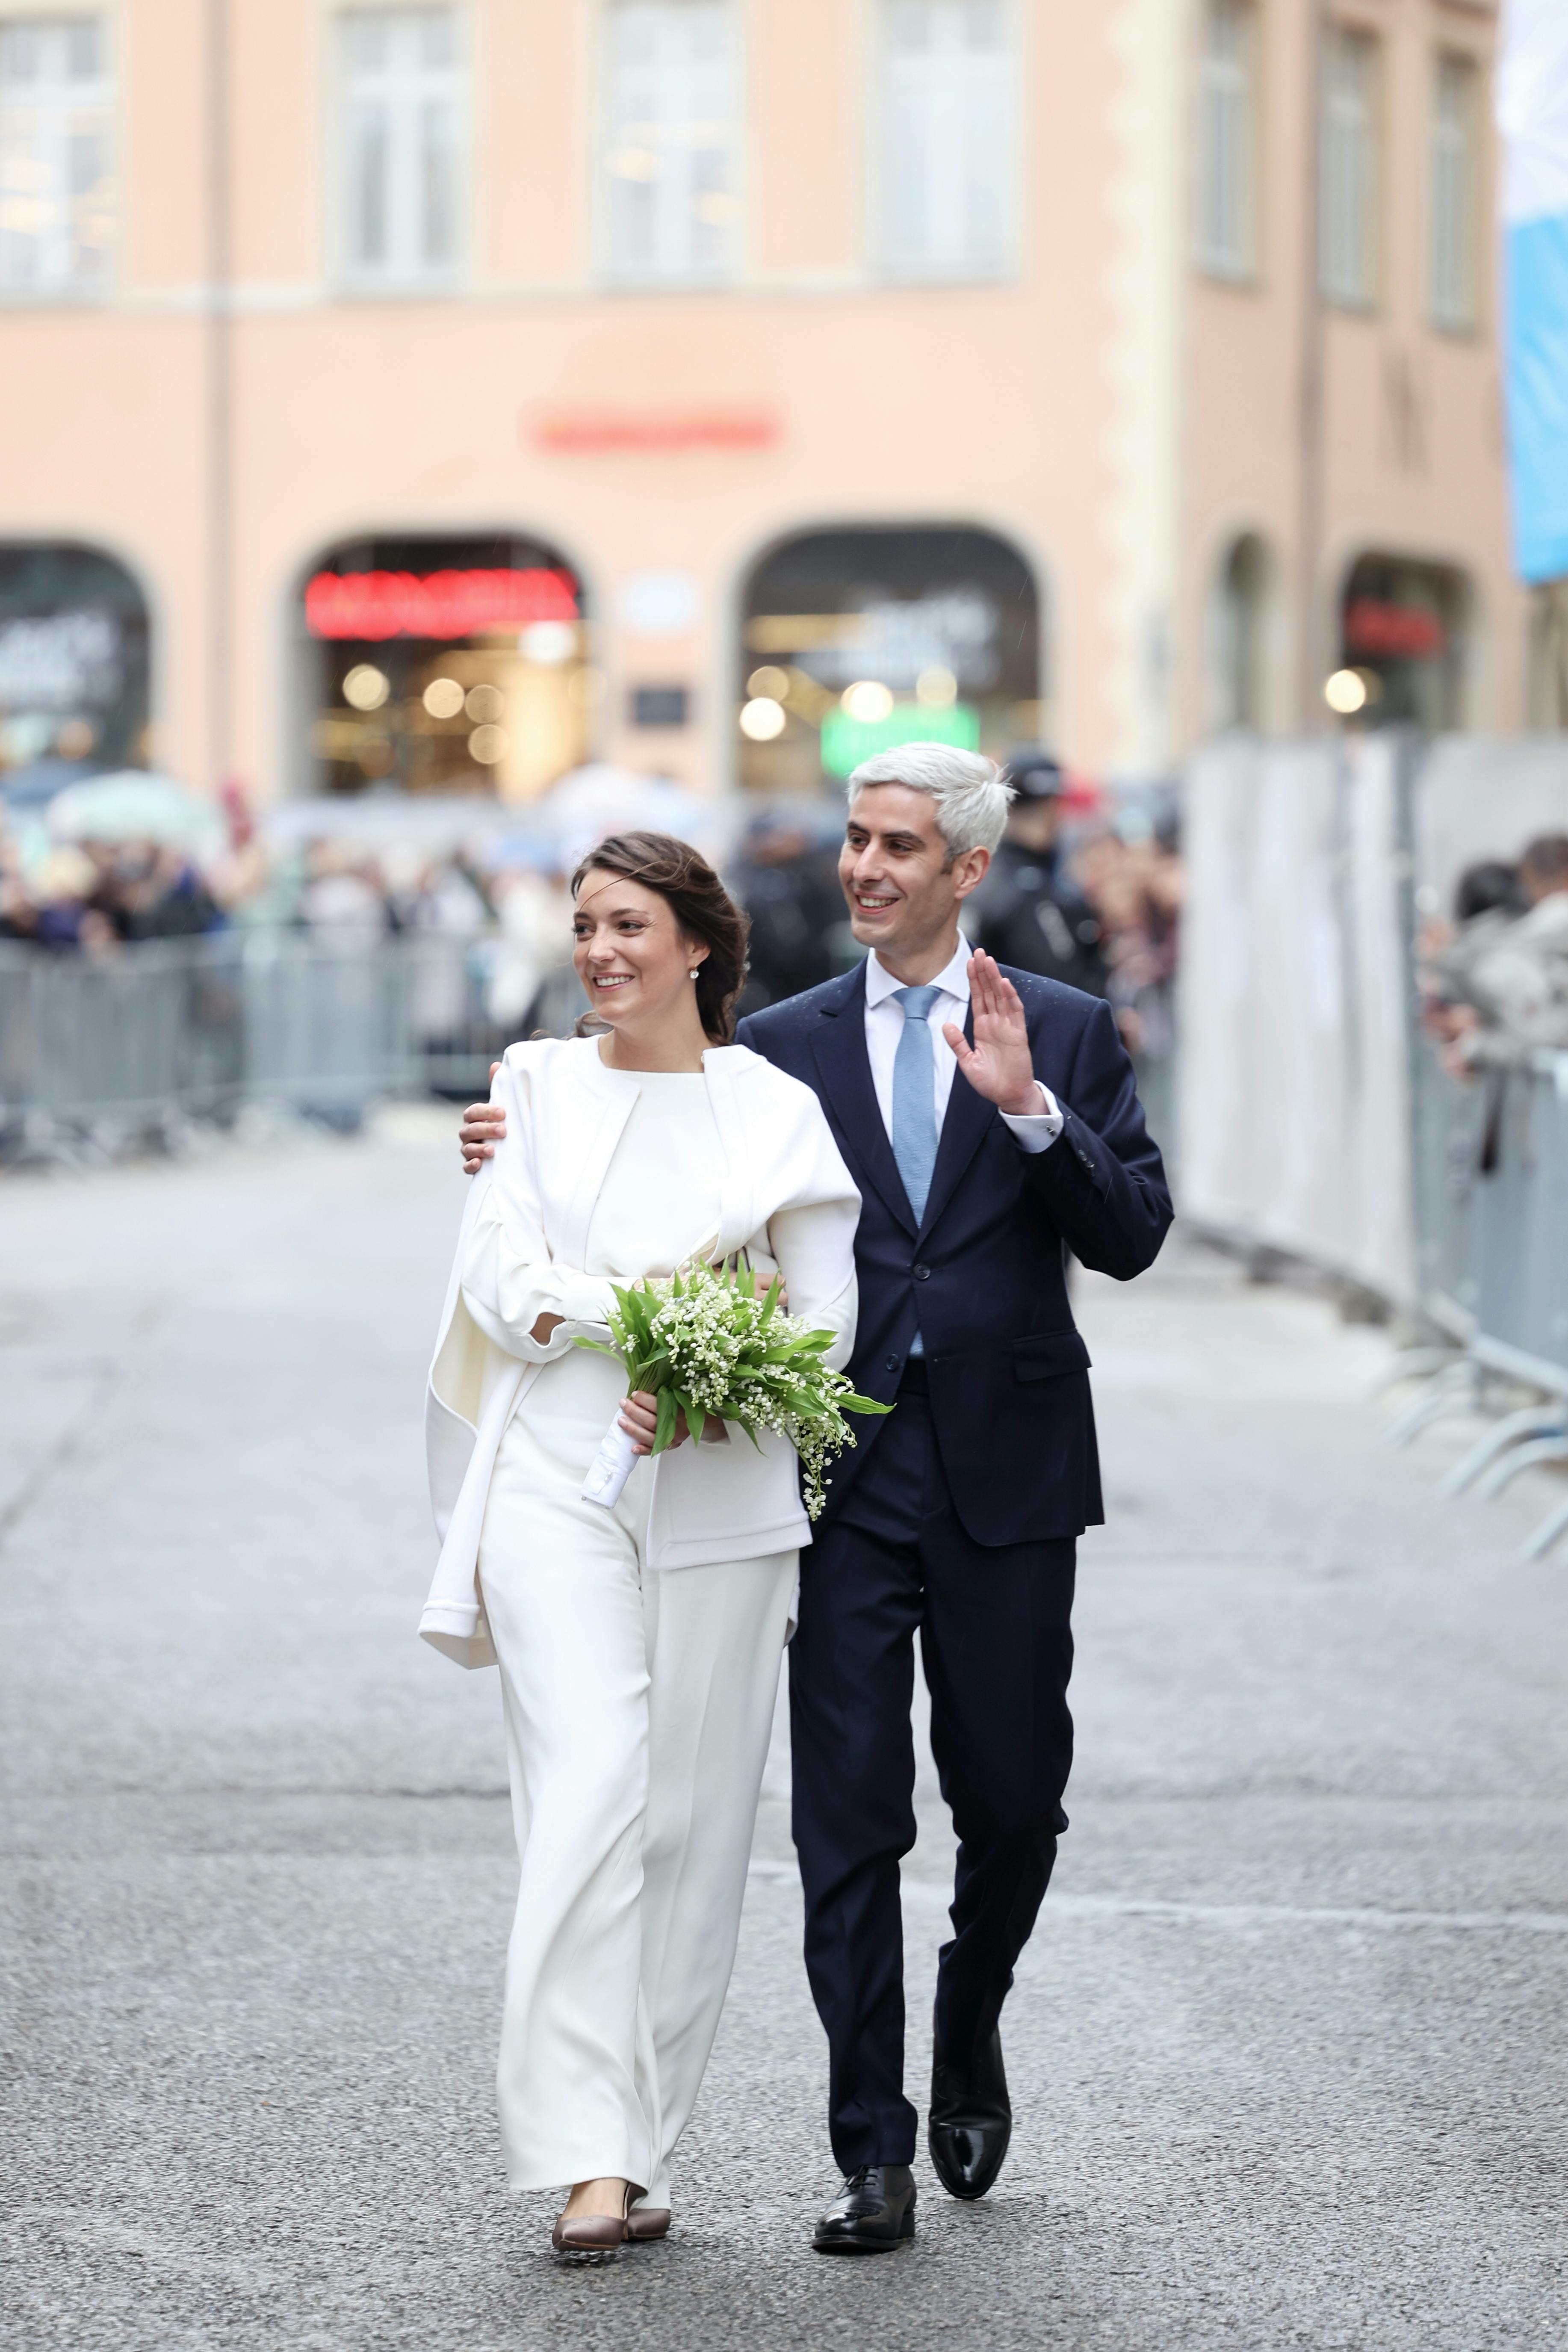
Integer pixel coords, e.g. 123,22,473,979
863,941,1063,1155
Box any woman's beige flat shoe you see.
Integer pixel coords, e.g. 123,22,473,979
551,2181,644,2257
626,2205,671,2242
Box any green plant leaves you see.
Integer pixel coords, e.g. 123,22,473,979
570,1263,895,1492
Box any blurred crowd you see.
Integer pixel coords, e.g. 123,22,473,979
0,753,1183,1072
1421,833,1568,1069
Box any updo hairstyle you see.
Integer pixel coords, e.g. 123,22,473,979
570,830,751,1042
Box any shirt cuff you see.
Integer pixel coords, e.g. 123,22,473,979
999,1083,1064,1155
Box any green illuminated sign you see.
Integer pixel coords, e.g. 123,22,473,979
818,702,980,779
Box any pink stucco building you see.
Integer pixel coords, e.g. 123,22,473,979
0,0,1524,807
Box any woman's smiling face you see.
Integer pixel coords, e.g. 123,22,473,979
571,869,707,1031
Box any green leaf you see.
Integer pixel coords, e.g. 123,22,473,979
654,1386,679,1454
683,1394,706,1445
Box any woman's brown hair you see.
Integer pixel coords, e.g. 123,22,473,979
570,831,751,1042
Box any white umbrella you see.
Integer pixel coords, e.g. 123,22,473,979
48,771,227,854
540,764,738,873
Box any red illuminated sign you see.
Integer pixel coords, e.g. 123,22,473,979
531,408,780,454
1344,597,1445,662
304,567,579,641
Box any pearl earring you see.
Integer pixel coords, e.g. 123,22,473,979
689,968,700,980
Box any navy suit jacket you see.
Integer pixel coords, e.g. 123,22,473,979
735,960,1173,1546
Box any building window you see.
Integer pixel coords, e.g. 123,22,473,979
1197,0,1257,282
1429,50,1480,334
1214,534,1271,730
605,1,737,284
0,18,113,297
877,0,1012,281
1320,23,1380,311
340,7,461,290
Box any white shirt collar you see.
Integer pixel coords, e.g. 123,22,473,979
865,937,972,1009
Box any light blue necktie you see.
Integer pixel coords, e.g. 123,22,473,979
891,984,942,1224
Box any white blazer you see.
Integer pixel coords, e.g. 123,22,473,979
421,1035,861,1669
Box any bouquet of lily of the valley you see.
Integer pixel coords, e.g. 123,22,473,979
576,1259,891,1518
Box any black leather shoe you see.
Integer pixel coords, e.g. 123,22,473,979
928,2026,1012,2200
812,2164,916,2254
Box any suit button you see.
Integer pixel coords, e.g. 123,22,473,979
913,1263,931,1281
885,1353,900,1372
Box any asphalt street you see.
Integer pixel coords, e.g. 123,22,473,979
2,1108,1565,2351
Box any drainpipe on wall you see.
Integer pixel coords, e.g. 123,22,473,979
1296,0,1328,733
205,0,233,793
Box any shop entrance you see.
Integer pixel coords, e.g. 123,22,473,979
302,533,593,798
737,526,1043,794
1336,554,1471,730
0,542,150,789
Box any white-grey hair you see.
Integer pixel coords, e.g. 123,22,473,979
846,742,1013,858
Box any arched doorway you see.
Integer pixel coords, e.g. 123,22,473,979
737,526,1043,793
0,542,150,786
1337,553,1470,729
1212,532,1272,731
300,531,593,798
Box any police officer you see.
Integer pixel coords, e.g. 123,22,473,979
972,747,1107,996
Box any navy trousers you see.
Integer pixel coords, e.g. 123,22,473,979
789,1368,1077,2172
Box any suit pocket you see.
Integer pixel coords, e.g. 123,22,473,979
1013,1330,1092,1382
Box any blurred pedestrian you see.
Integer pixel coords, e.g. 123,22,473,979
93,841,226,943
299,842,389,945
1440,834,1568,1065
728,813,844,1013
972,748,1107,996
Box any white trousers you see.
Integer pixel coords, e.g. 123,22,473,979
477,1348,794,2202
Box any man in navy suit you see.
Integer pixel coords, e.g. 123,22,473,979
458,744,1172,2253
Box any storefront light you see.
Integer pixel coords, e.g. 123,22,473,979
520,621,577,665
343,663,390,711
469,724,508,765
842,680,894,724
465,683,505,723
423,677,465,720
304,566,578,641
747,665,790,701
916,666,958,707
740,696,787,741
1323,668,1368,715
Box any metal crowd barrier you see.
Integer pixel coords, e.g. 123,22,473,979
1396,1039,1568,1561
0,931,521,1158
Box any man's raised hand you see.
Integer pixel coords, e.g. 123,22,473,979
459,1064,506,1173
943,953,1044,1118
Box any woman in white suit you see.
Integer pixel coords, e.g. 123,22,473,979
422,832,859,2255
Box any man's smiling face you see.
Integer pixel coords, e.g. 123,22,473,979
837,782,988,967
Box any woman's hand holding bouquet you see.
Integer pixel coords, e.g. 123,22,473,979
576,1259,889,1516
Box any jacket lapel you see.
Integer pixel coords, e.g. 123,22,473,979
918,999,993,1241
551,1042,639,1268
700,1047,756,1261
807,962,918,1237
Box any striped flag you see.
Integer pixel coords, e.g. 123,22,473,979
1497,0,1568,582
